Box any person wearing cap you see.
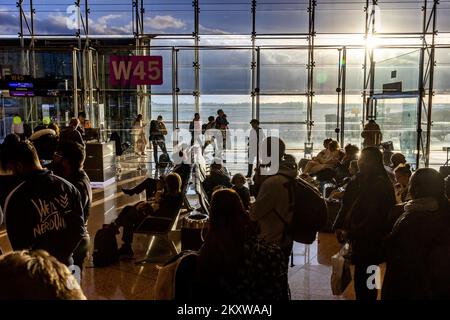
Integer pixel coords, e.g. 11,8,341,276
247,119,265,178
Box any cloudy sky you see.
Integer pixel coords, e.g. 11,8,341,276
1,0,447,37
1,1,449,100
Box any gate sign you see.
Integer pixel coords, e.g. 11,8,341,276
109,56,163,86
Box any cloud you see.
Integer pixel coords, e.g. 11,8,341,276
199,24,230,35
0,10,20,35
144,15,186,31
0,10,188,36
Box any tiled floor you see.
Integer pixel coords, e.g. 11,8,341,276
0,151,369,300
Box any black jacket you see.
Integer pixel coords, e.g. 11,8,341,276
4,170,86,265
60,127,85,147
66,169,92,223
382,206,450,299
334,173,396,265
203,172,232,200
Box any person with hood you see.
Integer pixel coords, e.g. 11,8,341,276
250,137,298,262
382,168,450,299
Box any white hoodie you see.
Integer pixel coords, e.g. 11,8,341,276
250,157,298,247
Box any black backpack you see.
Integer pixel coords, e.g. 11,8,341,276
159,153,171,168
93,225,119,267
276,174,328,244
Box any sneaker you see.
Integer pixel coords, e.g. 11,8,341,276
118,244,134,257
121,188,134,196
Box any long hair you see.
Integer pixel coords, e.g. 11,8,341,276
0,250,86,300
197,189,252,282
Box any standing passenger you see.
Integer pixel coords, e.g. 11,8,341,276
333,146,395,300
149,115,170,167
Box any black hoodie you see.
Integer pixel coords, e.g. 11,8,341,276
3,170,86,265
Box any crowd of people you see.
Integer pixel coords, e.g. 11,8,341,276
0,114,449,301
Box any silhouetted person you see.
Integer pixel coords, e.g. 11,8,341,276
383,168,450,299
195,189,289,300
3,141,86,266
334,147,396,300
149,115,169,167
246,119,265,178
361,119,382,148
60,118,84,147
113,173,183,257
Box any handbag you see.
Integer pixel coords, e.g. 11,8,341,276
331,242,352,295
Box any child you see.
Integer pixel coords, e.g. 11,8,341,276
231,173,251,210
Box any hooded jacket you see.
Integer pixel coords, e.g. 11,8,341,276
382,197,450,299
250,156,298,247
3,170,86,265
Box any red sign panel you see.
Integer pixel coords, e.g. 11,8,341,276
109,56,163,86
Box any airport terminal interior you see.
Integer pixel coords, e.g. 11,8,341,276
1,0,450,301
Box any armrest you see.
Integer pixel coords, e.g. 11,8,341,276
135,216,175,233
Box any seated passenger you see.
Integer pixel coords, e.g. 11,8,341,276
202,160,232,200
231,173,251,210
314,138,333,163
195,189,289,301
335,144,359,182
382,168,450,300
393,164,412,204
303,140,343,175
122,150,192,200
385,153,407,183
0,249,86,300
329,160,359,201
113,173,183,257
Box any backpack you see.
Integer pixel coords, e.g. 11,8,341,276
92,225,119,267
154,251,199,300
276,174,328,244
158,153,171,168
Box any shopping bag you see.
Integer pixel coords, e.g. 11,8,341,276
331,242,352,295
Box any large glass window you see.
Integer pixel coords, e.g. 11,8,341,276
373,49,421,94
315,0,365,34
260,95,307,158
143,1,194,35
256,1,309,34
260,49,308,94
0,2,19,36
200,1,251,35
200,49,251,94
